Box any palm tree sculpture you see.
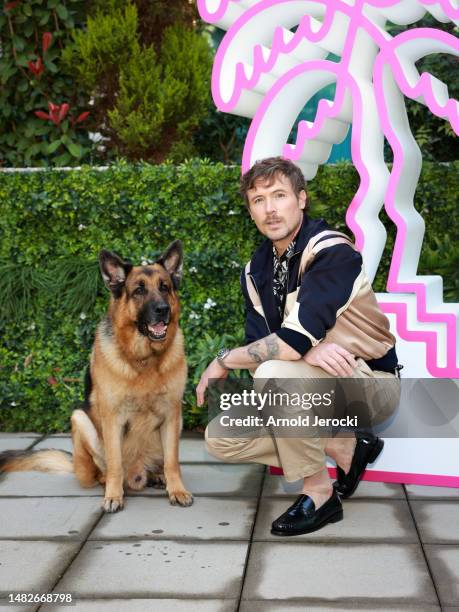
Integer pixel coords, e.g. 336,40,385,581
198,0,459,378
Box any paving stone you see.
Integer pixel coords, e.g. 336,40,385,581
91,496,256,540
0,437,39,452
55,540,248,598
262,473,405,499
425,545,459,606
0,464,262,498
0,605,35,612
253,499,418,542
411,501,459,544
130,464,264,498
178,437,224,463
240,603,440,611
0,541,79,596
34,437,72,453
0,433,40,438
406,485,459,500
0,472,103,497
42,599,237,611
0,498,102,539
242,543,437,603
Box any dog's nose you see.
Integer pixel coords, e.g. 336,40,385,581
155,304,169,318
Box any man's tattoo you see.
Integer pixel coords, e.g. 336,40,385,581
247,334,280,364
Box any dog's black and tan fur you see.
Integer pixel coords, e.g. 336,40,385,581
0,240,193,512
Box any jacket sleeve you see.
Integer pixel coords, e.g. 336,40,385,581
276,243,364,355
240,269,269,345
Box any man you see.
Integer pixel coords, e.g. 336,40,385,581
196,157,401,536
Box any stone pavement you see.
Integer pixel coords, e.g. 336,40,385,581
0,432,458,611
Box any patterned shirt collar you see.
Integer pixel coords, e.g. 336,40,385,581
272,239,297,318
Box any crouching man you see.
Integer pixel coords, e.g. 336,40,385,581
196,157,401,536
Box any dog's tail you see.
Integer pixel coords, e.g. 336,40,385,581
0,449,73,474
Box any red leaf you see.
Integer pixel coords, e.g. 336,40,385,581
58,103,69,123
5,1,20,10
28,57,44,77
48,101,58,113
42,32,52,53
47,376,57,386
76,111,90,124
34,110,51,120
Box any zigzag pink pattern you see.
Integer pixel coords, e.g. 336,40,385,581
198,0,459,376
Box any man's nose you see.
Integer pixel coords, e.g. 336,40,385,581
265,198,277,213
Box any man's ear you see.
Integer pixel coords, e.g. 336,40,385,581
299,189,307,210
99,250,132,297
157,240,183,289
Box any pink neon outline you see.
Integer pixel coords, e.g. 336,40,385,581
197,0,240,23
269,465,459,487
209,0,458,376
372,28,459,376
211,0,355,110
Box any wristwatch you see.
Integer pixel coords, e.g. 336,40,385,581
216,347,231,370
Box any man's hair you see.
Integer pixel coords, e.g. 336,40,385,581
239,156,308,208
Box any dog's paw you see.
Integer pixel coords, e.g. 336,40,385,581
168,489,194,507
102,496,124,513
147,473,167,489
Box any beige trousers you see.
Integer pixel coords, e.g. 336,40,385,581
205,358,400,482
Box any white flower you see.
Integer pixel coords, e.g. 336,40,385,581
228,210,237,215
141,260,148,266
88,97,95,107
189,266,198,273
230,260,239,268
10,401,17,406
80,312,87,320
78,224,86,231
27,322,36,331
189,311,200,320
204,298,217,310
88,131,103,143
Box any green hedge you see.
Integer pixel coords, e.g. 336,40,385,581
0,160,458,432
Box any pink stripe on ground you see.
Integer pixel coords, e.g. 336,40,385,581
269,466,459,488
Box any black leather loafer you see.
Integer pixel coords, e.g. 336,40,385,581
334,435,384,499
271,490,343,536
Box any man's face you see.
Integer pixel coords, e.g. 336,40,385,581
247,173,306,247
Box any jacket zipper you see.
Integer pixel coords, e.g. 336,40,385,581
248,273,272,334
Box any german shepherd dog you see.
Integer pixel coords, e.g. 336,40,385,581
0,240,193,512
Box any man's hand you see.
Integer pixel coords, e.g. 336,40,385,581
304,342,358,376
196,358,229,407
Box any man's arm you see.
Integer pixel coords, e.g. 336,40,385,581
196,333,300,406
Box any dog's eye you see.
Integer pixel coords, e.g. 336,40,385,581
159,281,170,293
134,286,146,296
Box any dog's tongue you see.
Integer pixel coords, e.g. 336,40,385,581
148,322,166,333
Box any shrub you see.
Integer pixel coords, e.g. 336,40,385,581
0,160,457,432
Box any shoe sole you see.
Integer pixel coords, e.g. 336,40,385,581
270,510,344,537
339,438,385,499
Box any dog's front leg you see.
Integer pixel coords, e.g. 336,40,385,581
102,415,124,512
160,412,193,507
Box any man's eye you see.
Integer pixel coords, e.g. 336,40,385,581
134,286,146,296
253,199,263,205
275,192,286,198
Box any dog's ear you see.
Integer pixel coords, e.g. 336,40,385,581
157,240,183,289
99,250,132,297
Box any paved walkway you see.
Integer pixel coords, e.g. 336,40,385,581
0,432,457,611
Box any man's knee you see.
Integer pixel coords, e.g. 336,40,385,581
253,360,285,380
204,426,249,463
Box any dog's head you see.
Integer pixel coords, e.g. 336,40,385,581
99,240,183,345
